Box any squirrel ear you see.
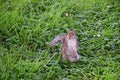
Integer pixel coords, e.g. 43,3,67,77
67,29,70,33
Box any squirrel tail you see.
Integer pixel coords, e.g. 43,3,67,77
48,33,67,46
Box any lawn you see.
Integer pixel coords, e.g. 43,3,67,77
0,0,120,80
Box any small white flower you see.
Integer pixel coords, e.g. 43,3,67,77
65,13,68,16
107,6,110,8
97,34,100,37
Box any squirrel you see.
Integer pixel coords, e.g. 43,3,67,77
48,30,80,62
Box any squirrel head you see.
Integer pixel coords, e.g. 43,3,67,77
67,30,76,39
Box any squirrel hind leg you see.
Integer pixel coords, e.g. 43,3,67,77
69,54,80,62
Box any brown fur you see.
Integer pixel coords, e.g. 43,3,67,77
48,30,80,62
67,30,75,39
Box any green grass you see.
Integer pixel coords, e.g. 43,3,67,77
0,0,120,80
